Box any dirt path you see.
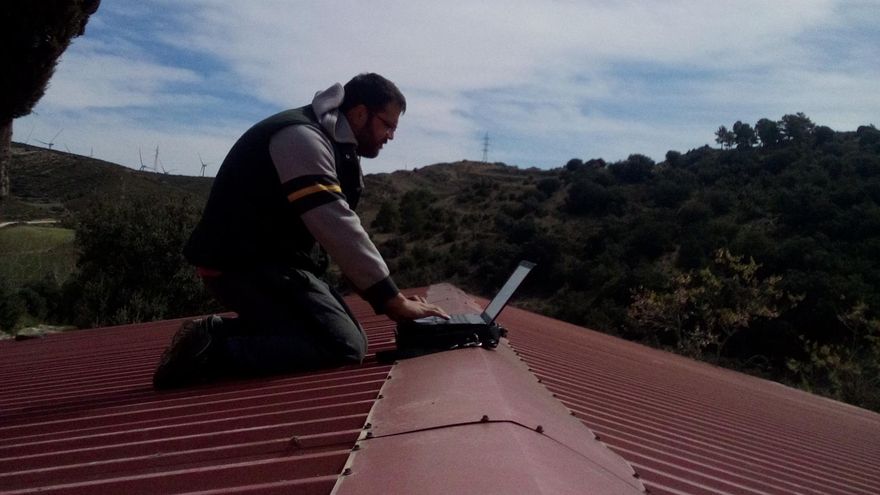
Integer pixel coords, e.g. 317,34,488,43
0,219,60,229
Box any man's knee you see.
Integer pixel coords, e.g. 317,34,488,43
330,320,367,364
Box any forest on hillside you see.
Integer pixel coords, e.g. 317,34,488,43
1,113,878,411
364,114,880,411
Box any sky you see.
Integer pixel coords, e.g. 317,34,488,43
13,0,880,177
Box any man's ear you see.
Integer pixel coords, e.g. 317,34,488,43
345,104,369,129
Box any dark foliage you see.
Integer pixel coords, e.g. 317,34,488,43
0,280,25,334
1,0,99,119
5,113,879,410
61,195,216,328
362,114,880,411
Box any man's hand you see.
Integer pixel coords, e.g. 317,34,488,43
384,293,450,322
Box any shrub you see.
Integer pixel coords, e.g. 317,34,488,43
629,249,800,359
536,177,561,196
787,302,880,411
63,195,215,328
0,281,24,334
565,179,621,216
610,154,655,184
371,200,400,233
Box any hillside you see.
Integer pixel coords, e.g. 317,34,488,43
1,116,879,411
1,143,213,221
1,142,528,227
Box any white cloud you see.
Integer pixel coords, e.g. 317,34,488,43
13,0,880,176
43,50,202,110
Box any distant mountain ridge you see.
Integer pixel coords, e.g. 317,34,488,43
1,142,525,223
1,143,214,221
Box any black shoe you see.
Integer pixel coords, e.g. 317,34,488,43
153,315,223,390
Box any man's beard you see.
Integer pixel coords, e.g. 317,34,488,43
355,117,385,158
357,142,381,158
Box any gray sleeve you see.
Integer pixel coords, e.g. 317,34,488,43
270,125,399,312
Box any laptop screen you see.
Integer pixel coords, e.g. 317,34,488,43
481,261,536,322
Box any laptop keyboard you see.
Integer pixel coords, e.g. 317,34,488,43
414,314,484,324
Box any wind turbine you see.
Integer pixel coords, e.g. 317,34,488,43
153,145,160,173
35,129,63,150
198,154,211,177
138,147,148,171
23,125,35,145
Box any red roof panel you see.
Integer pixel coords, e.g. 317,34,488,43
497,305,880,495
2,284,878,495
0,309,391,495
334,339,644,494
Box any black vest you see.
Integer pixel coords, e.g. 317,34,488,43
184,106,362,272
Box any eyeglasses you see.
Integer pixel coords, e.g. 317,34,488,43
371,112,398,134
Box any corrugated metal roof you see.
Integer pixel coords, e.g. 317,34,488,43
497,305,880,495
0,301,392,495
334,337,644,494
2,284,878,495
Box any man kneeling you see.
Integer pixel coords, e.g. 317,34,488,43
153,73,447,389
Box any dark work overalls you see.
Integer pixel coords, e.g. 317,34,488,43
183,106,367,375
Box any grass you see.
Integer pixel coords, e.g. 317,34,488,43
0,225,77,288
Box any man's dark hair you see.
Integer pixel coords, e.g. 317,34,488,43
341,73,406,114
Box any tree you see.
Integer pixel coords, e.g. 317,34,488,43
0,280,25,334
755,118,781,147
629,249,800,358
856,125,880,150
732,121,757,149
813,125,835,147
565,158,584,172
0,0,101,199
787,302,880,410
64,195,214,328
535,177,561,196
610,154,655,183
371,200,400,233
398,189,435,238
779,112,815,143
715,126,735,149
565,177,619,215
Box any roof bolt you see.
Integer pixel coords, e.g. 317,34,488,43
535,425,544,434
366,431,374,439
343,468,352,476
480,415,490,423
289,436,302,447
364,423,372,430
378,394,384,399
352,444,361,451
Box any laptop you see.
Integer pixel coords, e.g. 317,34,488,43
406,260,536,328
389,261,535,356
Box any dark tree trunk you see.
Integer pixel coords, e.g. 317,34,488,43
0,119,11,199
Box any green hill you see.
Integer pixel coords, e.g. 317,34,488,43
1,116,879,410
1,142,212,221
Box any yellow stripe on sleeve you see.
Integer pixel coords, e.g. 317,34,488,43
287,183,343,203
